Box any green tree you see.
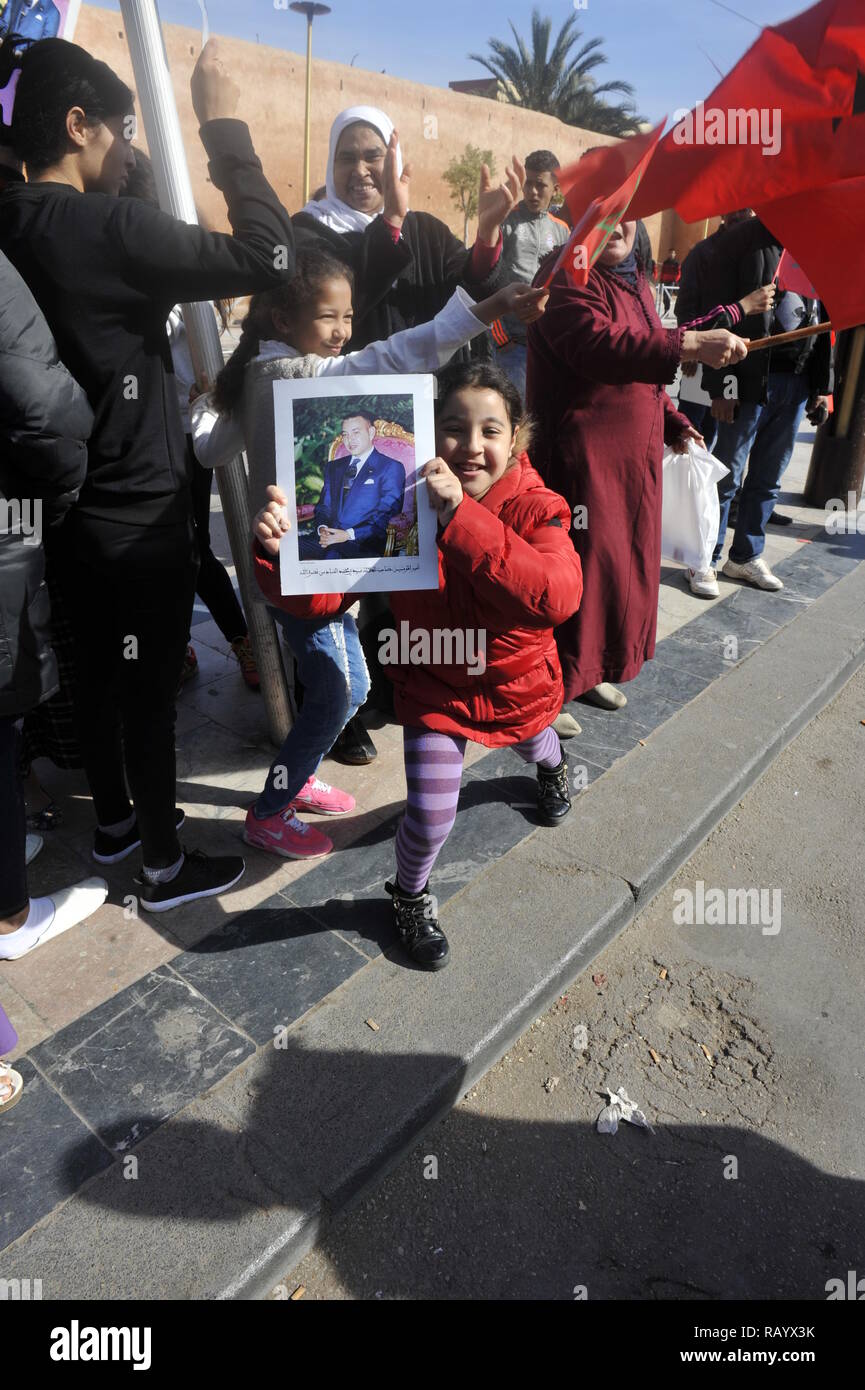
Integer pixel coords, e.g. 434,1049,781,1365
468,9,643,139
443,145,496,245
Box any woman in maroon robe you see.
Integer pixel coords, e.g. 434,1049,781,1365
526,220,746,712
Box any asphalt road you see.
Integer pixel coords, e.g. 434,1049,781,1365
273,665,865,1301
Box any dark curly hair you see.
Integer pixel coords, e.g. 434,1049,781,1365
435,361,533,452
213,246,354,414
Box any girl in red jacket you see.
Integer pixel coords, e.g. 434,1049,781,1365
255,363,583,968
208,247,545,861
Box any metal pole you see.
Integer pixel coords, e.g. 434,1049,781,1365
291,2,331,204
303,14,312,203
117,0,292,746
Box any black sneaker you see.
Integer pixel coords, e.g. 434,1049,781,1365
135,849,245,913
385,879,449,970
93,808,186,865
537,750,572,826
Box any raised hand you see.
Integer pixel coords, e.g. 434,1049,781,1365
477,155,525,245
191,39,240,126
382,129,411,229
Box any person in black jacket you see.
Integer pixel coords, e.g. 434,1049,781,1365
0,36,295,911
0,247,109,987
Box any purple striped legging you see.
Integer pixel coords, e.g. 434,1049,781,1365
394,725,562,894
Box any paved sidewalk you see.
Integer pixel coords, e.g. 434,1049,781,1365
1,422,863,1293
278,663,865,1301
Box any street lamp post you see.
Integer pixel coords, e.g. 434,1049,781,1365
290,2,331,204
118,0,293,745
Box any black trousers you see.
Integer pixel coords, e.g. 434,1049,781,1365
60,509,198,867
188,438,247,644
0,716,28,919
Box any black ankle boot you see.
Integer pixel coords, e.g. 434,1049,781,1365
385,879,450,970
332,714,377,765
537,749,571,826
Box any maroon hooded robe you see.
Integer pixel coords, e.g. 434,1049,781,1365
526,262,692,700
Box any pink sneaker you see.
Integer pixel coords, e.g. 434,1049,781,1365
243,805,332,859
292,775,356,815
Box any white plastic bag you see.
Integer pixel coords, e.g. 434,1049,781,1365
661,439,730,573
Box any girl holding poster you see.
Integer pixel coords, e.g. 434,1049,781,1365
192,245,545,863
253,362,583,971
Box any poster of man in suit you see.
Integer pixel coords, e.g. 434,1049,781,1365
1,0,65,47
299,411,405,561
273,375,440,597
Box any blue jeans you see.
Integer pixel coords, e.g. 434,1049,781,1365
494,341,528,399
711,372,809,567
254,608,370,820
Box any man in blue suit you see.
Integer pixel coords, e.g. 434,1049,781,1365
2,0,61,48
300,412,405,560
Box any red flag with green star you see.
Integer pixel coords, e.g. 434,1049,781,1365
542,121,665,289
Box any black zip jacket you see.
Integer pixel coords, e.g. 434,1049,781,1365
698,218,782,405
0,120,293,524
0,249,93,718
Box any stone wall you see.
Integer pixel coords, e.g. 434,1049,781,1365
75,5,696,257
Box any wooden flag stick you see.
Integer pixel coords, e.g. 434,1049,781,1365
746,322,832,352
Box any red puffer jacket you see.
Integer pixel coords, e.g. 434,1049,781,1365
253,454,582,746
388,455,581,746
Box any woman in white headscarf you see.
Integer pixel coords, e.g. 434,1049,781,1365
294,104,523,359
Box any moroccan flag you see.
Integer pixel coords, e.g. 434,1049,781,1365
774,249,818,297
628,0,865,222
542,121,665,288
758,173,865,329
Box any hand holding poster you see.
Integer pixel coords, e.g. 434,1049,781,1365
272,374,441,596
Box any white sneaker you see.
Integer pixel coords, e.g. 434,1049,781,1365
722,556,784,591
0,878,108,960
688,567,719,599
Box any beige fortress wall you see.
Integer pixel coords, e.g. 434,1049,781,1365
76,5,665,255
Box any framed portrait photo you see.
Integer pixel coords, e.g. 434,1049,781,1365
273,374,441,596
0,1,82,127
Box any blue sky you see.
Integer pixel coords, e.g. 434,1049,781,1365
90,0,808,123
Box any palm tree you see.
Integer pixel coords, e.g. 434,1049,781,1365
468,9,643,138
